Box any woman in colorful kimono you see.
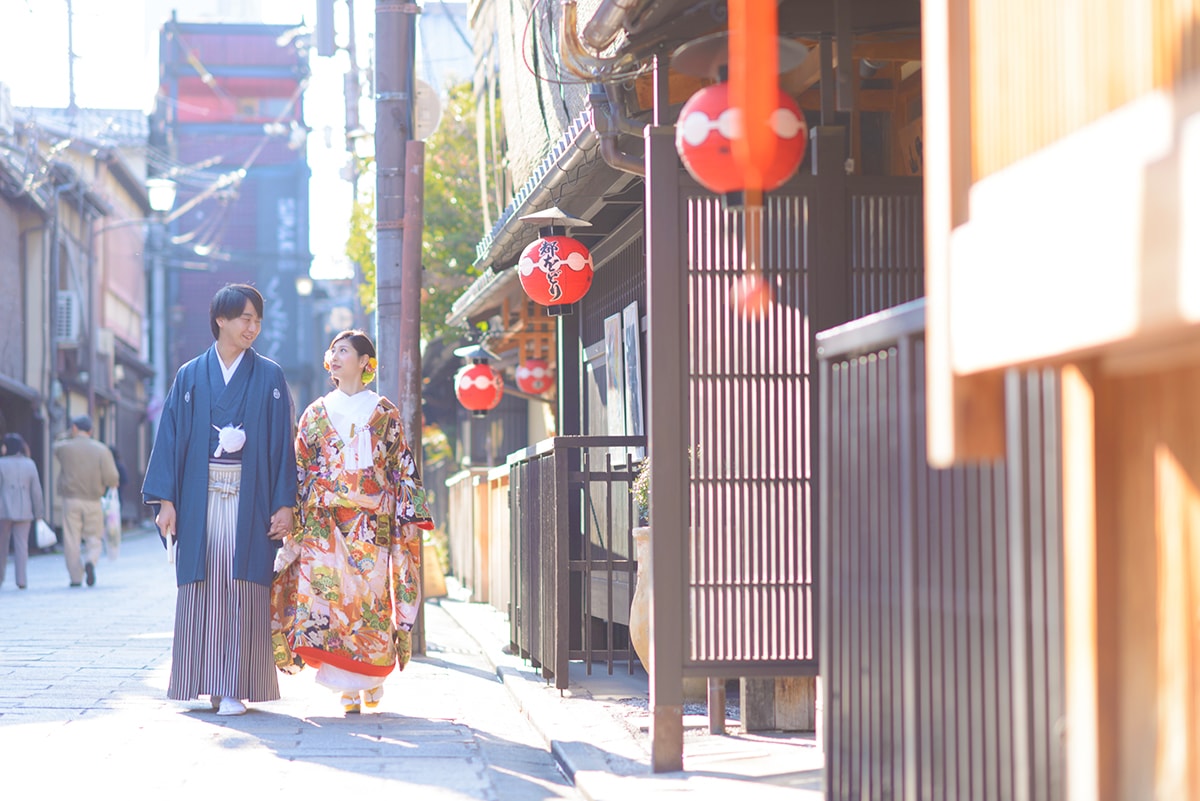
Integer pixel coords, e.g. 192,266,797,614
271,329,432,713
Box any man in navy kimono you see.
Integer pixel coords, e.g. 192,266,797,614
143,283,297,716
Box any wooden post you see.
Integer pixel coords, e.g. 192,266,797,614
708,677,726,735
401,140,426,654
921,0,1006,465
1060,363,1100,801
645,50,685,774
1065,359,1200,800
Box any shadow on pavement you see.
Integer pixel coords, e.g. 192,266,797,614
208,708,572,799
416,653,503,686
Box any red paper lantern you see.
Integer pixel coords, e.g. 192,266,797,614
517,233,594,315
675,82,807,196
455,363,503,417
515,359,552,395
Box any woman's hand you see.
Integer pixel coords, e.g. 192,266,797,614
268,506,294,540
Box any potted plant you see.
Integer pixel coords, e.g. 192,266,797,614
631,455,651,527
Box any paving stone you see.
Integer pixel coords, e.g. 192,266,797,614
0,533,579,801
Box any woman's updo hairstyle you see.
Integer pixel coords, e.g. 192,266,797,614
325,329,378,386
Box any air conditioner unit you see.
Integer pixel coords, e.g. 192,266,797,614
55,290,81,346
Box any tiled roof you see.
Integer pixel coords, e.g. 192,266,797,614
472,109,594,270
450,108,601,327
21,107,149,147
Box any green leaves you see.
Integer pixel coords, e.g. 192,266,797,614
345,81,483,346
419,81,483,344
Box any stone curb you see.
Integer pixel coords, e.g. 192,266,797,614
435,593,824,801
436,596,649,782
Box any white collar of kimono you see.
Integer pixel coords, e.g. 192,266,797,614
324,388,380,469
219,350,245,385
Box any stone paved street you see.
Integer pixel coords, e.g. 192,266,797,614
0,528,579,800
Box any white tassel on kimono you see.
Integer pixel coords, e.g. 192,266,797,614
346,426,374,471
213,424,247,457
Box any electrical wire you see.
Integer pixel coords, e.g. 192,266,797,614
0,21,309,269
435,0,473,51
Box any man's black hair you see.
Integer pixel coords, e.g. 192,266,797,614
210,283,265,339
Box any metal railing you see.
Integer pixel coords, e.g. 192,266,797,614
817,298,1065,801
507,435,645,689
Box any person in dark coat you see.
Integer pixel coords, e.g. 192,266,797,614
143,283,297,716
0,433,44,590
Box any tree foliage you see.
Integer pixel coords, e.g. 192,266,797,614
346,81,482,345
348,184,376,313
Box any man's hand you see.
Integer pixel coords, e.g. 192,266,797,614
155,501,176,542
268,507,294,540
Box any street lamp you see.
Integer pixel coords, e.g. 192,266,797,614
146,178,177,414
147,178,178,215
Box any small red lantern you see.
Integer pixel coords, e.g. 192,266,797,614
455,363,503,417
515,359,552,395
675,81,806,197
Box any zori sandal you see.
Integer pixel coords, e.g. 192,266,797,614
363,685,384,709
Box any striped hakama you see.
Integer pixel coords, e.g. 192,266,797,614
167,463,280,702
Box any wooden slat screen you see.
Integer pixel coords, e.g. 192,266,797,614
970,0,1200,179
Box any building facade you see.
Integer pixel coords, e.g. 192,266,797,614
0,101,158,525
152,15,315,406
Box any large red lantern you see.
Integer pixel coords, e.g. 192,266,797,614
675,81,806,197
455,363,503,417
515,359,552,395
517,229,594,315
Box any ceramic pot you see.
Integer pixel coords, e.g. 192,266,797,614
629,526,652,668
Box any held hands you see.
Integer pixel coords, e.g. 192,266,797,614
268,506,294,540
157,501,293,542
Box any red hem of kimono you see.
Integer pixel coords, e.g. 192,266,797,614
294,646,395,678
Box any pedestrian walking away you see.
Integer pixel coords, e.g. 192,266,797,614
271,329,433,714
0,432,44,590
143,283,298,717
53,415,119,587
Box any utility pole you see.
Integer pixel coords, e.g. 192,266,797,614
66,0,78,112
344,0,363,186
375,0,425,653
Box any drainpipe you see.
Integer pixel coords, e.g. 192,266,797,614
560,0,639,79
581,0,643,51
588,83,644,176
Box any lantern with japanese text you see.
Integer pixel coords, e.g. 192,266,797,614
675,81,806,198
515,359,552,395
516,208,594,316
